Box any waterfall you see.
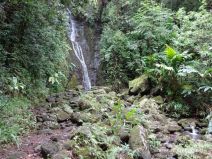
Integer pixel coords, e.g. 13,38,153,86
67,9,91,91
190,125,199,140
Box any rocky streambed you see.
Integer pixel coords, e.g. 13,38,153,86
1,85,212,159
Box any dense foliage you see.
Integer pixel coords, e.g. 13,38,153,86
0,0,69,143
0,0,211,146
0,0,69,98
100,0,212,115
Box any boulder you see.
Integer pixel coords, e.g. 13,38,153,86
63,104,74,114
41,142,60,158
78,99,92,110
129,125,151,159
152,96,164,104
167,122,182,133
71,112,83,124
56,110,71,122
178,118,198,130
129,75,149,95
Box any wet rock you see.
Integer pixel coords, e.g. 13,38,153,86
7,152,26,159
178,118,198,129
41,142,60,158
129,75,150,95
129,125,151,159
167,122,182,133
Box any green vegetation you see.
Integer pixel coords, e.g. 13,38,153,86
0,0,69,99
0,1,211,157
0,0,69,143
0,96,35,145
173,140,212,159
100,0,211,115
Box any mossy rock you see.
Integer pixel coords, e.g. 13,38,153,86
129,75,150,95
152,96,164,104
129,125,151,159
67,74,78,90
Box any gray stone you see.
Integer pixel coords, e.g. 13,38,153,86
129,125,151,159
167,122,182,133
56,110,71,122
78,99,92,110
178,118,198,129
41,142,60,157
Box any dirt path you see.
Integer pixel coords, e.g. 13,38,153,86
0,124,76,159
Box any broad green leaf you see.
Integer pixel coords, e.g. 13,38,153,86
164,44,177,60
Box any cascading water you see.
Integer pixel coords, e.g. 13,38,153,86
67,9,91,91
190,125,199,140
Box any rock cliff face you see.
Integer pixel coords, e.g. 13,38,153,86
68,15,102,87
